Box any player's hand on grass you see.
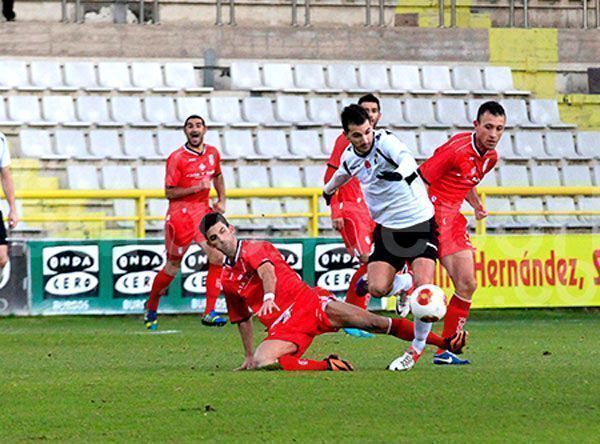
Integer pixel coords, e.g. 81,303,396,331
213,199,226,214
474,206,488,220
377,171,403,181
257,299,279,317
332,218,344,232
235,356,255,371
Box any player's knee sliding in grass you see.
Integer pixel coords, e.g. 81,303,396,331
201,212,467,372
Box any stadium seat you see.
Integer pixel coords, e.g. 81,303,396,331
42,96,88,128
496,131,515,159
451,66,493,95
530,165,561,187
210,97,256,128
156,129,185,157
419,130,449,158
577,197,600,227
271,165,303,188
485,197,515,229
294,63,339,93
143,97,180,127
435,98,472,128
54,129,92,159
379,98,418,129
529,99,576,129
544,132,579,160
176,97,224,127
326,63,368,93
229,61,266,91
358,64,396,93
30,61,75,92
466,98,489,123
164,62,212,93
0,200,40,234
513,197,548,228
238,165,270,188
480,167,499,187
483,67,530,96
18,129,60,159
501,99,544,129
111,97,156,128
97,61,144,92
64,61,110,92
204,129,221,150
136,165,166,189
307,97,341,126
8,96,53,127
0,99,21,127
122,129,159,158
255,129,291,159
594,165,600,186
66,165,100,189
562,165,593,187
76,96,121,128
303,164,326,187
422,65,468,95
498,164,529,187
147,199,168,228
545,197,581,228
404,98,449,128
101,165,135,189
222,129,257,159
242,97,289,128
322,128,342,155
575,131,600,160
389,65,435,95
250,198,286,230
512,132,552,160
263,63,307,93
0,60,41,91
131,62,177,93
221,198,250,230
221,165,237,189
394,130,419,157
289,129,326,159
283,198,310,232
275,96,319,127
88,129,123,158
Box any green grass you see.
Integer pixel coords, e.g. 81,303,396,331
1,310,598,443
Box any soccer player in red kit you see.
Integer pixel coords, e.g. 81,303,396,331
418,101,505,365
324,94,380,337
144,115,227,330
201,212,467,372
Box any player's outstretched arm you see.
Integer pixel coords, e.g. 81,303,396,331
256,262,280,317
235,318,255,371
323,168,351,205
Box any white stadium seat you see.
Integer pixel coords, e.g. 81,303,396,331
164,62,211,93
498,164,529,187
64,61,110,92
144,96,180,127
238,165,270,188
101,165,135,189
307,97,340,126
222,129,257,159
111,97,156,128
575,131,600,160
451,66,493,95
289,129,326,159
156,129,185,157
389,65,435,95
210,97,257,128
404,98,449,128
30,61,75,92
67,165,100,190
322,128,342,155
97,61,143,92
513,131,552,159
42,96,89,128
358,64,396,93
294,63,338,93
8,96,54,127
242,97,289,128
229,61,265,91
379,98,417,129
435,98,472,128
501,99,544,129
529,99,576,129
271,165,303,188
544,132,579,159
77,96,122,128
562,165,593,187
18,129,58,158
419,130,449,158
275,96,319,127
326,63,368,93
54,129,91,158
131,62,177,93
263,63,307,93
122,129,159,158
137,165,166,189
483,67,530,96
0,60,41,91
422,65,468,95
255,129,290,159
530,165,561,187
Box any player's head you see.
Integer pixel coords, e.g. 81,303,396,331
474,101,506,151
184,114,207,149
200,212,237,257
341,105,374,154
358,94,381,128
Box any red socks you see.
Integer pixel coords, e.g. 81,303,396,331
204,264,223,315
389,318,447,350
146,269,175,311
279,355,329,371
344,263,368,309
438,294,472,353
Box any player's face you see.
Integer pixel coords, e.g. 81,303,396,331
184,118,207,148
360,101,381,128
474,112,506,151
206,222,237,257
345,120,374,154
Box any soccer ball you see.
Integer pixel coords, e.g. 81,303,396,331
409,284,447,323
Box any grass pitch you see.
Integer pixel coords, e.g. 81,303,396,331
1,309,598,443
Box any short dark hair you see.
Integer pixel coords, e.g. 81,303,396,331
341,104,369,132
476,101,505,121
200,212,229,237
358,93,380,110
184,114,206,127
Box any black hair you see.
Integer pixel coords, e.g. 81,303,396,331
341,104,370,133
358,93,380,110
184,114,206,127
200,212,229,238
476,101,505,121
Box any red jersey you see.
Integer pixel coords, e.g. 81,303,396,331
419,132,498,212
221,240,315,329
324,133,369,219
165,144,222,215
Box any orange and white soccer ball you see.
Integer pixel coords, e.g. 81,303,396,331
409,284,447,323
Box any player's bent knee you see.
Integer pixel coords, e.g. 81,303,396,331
457,277,477,297
367,283,389,298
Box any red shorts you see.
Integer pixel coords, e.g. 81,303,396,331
434,208,474,258
165,206,212,260
338,206,375,258
265,288,338,358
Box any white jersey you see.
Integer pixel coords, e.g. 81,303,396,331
335,130,433,229
0,132,10,168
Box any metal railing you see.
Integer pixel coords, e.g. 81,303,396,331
11,186,600,239
61,0,160,24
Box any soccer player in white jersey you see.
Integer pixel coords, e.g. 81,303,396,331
323,105,465,371
0,132,18,280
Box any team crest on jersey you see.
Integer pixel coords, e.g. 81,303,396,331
199,163,206,171
365,160,371,169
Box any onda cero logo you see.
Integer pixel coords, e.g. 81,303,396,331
112,245,165,297
42,245,99,298
181,245,209,296
314,243,359,292
274,243,303,278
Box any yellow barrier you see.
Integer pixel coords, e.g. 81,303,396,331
13,186,600,238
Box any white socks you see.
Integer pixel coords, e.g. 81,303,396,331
388,273,413,297
411,318,432,353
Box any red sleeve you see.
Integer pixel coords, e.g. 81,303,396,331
325,134,350,219
224,292,252,324
165,151,181,187
212,147,222,176
418,141,456,185
244,241,277,271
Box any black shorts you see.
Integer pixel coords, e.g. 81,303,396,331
0,211,7,245
368,218,438,270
